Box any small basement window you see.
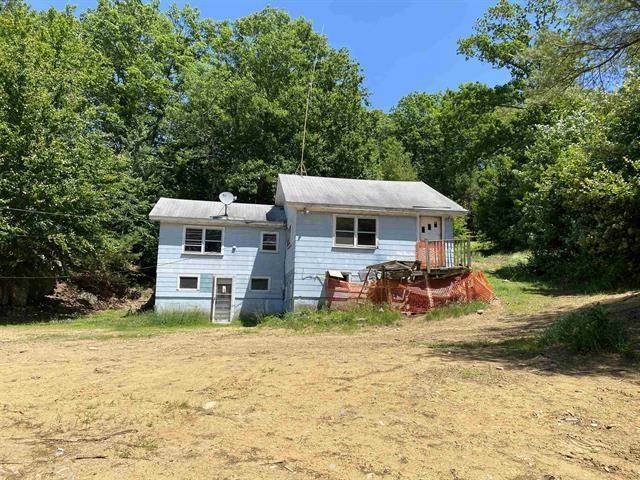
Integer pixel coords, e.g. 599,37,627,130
183,227,223,254
250,277,270,291
178,275,199,290
334,216,377,248
260,232,279,252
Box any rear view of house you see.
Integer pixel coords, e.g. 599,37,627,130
149,174,467,321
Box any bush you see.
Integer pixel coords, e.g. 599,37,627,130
257,304,401,331
539,305,627,353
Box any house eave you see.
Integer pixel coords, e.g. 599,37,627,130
284,202,468,217
149,215,286,228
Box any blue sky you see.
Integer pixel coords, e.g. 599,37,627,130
30,0,510,111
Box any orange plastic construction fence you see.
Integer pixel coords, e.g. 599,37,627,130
325,270,494,314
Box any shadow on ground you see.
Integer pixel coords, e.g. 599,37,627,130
425,293,640,378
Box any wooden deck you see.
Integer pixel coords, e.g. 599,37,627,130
416,239,471,274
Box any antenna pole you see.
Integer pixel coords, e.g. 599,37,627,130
297,25,324,176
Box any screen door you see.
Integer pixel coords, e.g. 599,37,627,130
212,278,233,323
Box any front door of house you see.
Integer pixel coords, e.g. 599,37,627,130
211,278,233,323
419,216,441,241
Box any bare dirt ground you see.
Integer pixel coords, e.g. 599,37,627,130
1,293,639,480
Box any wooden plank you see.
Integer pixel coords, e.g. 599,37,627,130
425,240,430,274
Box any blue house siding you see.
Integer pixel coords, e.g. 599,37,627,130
291,212,419,308
155,222,286,318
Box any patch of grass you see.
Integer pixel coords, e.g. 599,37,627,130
472,251,562,315
422,301,487,321
539,305,628,354
130,434,159,451
257,304,402,332
427,336,540,353
162,400,193,413
28,309,224,332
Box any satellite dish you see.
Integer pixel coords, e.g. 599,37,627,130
218,192,236,217
219,192,236,205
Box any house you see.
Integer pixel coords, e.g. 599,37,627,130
149,174,467,321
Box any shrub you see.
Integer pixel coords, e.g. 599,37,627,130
539,305,627,353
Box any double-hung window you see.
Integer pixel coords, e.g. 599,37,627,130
260,231,279,253
183,226,223,254
334,216,377,248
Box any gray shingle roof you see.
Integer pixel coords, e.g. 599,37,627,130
275,174,466,213
149,198,285,225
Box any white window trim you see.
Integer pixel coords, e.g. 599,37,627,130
332,214,378,249
249,276,271,292
259,231,279,253
182,225,224,255
176,273,200,291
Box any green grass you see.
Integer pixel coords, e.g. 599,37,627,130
426,336,540,353
422,300,487,321
257,304,402,332
473,251,560,315
21,309,223,332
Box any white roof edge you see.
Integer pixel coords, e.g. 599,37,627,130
284,202,468,216
148,215,286,228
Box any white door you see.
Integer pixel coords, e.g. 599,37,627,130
419,216,442,241
211,278,233,323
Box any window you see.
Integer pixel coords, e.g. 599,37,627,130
260,231,279,252
334,216,377,248
183,226,223,254
177,275,199,290
250,277,270,291
357,218,376,246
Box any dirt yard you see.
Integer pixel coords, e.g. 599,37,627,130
1,293,639,479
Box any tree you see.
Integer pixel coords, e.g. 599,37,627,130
391,84,508,208
458,0,561,81
0,2,127,304
81,0,197,267
532,0,640,92
167,7,376,205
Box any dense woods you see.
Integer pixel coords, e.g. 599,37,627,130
1,0,639,305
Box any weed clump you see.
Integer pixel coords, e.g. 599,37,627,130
257,304,401,332
539,305,628,354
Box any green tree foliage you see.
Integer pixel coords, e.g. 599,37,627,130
0,2,130,303
522,81,640,285
531,0,640,92
390,84,507,205
458,0,561,81
0,1,401,305
168,7,377,204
